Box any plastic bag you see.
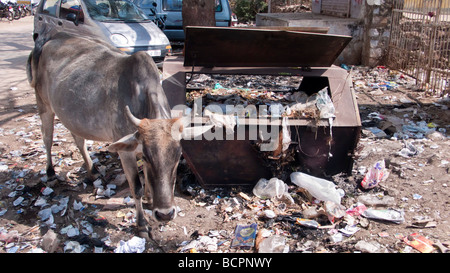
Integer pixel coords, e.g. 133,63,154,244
316,88,335,119
361,160,389,189
115,236,146,253
253,178,294,204
258,235,288,253
290,172,341,204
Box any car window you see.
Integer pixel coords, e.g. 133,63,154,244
162,0,181,11
161,0,222,12
84,0,149,22
215,0,222,12
42,0,60,16
136,0,154,8
60,0,85,22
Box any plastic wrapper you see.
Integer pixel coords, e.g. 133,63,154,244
362,208,405,224
296,218,320,229
361,160,389,189
231,223,257,249
403,233,435,253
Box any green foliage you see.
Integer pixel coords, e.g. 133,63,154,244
234,0,268,23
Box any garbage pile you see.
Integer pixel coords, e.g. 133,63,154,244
186,74,331,121
0,65,449,253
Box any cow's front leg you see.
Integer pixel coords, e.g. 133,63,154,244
118,151,150,240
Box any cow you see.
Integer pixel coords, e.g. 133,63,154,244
27,31,209,239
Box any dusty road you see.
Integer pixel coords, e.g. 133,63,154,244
0,17,449,254
0,16,35,131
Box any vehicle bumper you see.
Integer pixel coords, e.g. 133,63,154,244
117,44,172,63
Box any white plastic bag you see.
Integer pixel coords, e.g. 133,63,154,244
253,178,294,204
290,172,341,204
361,160,389,189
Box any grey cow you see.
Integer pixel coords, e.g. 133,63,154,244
27,31,207,238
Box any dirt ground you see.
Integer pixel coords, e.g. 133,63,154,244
0,17,449,254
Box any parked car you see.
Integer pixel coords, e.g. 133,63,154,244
133,0,232,41
33,0,172,64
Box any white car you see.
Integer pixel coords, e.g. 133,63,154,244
33,0,172,64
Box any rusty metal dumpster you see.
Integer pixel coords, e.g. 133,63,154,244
163,26,361,187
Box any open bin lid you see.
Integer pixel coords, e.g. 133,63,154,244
184,26,352,68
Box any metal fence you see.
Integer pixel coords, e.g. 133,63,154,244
388,0,450,97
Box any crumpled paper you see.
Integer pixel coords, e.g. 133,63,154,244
114,236,146,253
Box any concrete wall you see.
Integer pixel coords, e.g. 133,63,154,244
256,13,364,65
361,0,393,67
257,0,393,67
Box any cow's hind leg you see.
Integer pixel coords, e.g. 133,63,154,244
118,151,150,239
37,99,56,180
71,133,98,182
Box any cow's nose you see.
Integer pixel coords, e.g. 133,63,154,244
154,208,175,222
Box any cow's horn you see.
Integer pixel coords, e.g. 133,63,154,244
125,106,141,127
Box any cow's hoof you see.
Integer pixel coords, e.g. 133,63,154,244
46,174,65,187
137,226,151,241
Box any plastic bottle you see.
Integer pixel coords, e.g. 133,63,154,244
290,172,341,204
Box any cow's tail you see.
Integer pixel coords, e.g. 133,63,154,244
26,51,35,88
27,26,53,89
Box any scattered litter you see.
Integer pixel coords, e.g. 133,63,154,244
114,236,146,253
253,177,293,203
258,235,288,253
362,208,405,224
403,233,435,253
398,141,424,158
355,240,381,253
64,241,85,253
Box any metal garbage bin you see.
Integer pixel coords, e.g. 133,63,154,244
163,27,361,187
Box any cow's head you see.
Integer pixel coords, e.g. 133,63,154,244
109,106,211,222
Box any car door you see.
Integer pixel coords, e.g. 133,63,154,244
35,0,95,40
35,0,62,37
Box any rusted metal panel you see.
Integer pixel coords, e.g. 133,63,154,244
183,27,351,68
321,0,351,18
180,129,272,187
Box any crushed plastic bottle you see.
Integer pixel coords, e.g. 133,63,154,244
290,172,341,204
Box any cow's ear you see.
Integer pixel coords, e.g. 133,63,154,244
108,132,139,152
